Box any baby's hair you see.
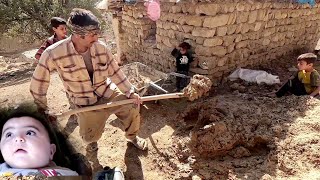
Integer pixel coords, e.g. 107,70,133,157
0,103,71,168
178,42,191,50
297,53,317,64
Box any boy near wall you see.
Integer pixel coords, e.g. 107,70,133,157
34,17,67,65
276,53,320,97
171,42,194,92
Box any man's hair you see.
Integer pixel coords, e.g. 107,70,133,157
50,17,67,28
0,103,72,169
297,53,317,64
178,42,191,50
68,8,99,27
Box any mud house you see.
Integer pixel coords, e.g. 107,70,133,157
101,0,320,84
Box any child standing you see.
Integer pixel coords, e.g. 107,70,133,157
171,42,194,92
276,53,320,97
0,103,78,177
34,17,67,64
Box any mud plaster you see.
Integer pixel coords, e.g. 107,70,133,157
183,74,212,101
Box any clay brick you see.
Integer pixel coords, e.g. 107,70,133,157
212,46,227,57
192,27,216,37
185,15,204,27
216,26,228,36
195,3,220,16
203,37,223,47
203,14,230,28
182,25,194,33
195,46,212,56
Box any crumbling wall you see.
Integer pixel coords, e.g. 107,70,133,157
118,2,320,84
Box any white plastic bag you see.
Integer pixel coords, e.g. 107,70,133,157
229,68,280,85
96,0,108,10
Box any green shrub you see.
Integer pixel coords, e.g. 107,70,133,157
0,0,103,41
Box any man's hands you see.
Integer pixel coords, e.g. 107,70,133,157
128,93,142,108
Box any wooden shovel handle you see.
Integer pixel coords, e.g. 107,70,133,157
57,93,184,118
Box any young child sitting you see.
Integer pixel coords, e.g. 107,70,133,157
276,53,320,97
171,42,194,92
0,103,78,177
34,17,67,64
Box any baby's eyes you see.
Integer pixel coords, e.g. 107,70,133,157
26,130,36,136
5,132,12,138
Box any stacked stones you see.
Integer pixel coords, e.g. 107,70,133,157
120,5,161,68
118,2,320,83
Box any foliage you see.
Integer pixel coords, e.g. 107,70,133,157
0,0,103,40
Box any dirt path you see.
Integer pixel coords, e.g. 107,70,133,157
1,54,320,180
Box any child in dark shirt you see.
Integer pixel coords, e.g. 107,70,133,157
171,42,194,92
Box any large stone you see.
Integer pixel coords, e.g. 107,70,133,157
222,3,236,13
227,25,237,35
192,27,216,37
156,21,163,28
186,16,204,27
162,36,173,47
257,9,267,21
248,11,258,23
195,46,212,56
195,3,220,16
265,20,276,28
203,14,230,28
203,37,223,47
240,24,250,34
223,36,235,46
177,16,187,25
235,40,248,49
235,34,242,43
190,67,209,75
227,13,237,25
167,30,175,38
182,25,194,33
253,22,263,31
212,46,227,57
216,26,228,36
217,56,228,67
236,3,245,11
236,12,249,23
132,11,144,19
262,38,271,46
171,5,182,13
196,37,205,45
262,28,275,37
171,24,182,31
227,44,235,53
163,22,173,30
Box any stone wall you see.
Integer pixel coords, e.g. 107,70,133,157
117,2,320,83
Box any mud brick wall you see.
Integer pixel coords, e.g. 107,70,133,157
118,2,320,84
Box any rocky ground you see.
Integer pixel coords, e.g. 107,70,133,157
0,49,320,180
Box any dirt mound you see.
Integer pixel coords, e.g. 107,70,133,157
173,94,320,179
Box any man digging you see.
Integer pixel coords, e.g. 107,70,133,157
30,8,148,171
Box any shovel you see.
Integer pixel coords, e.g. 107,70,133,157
56,74,213,119
56,93,184,118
